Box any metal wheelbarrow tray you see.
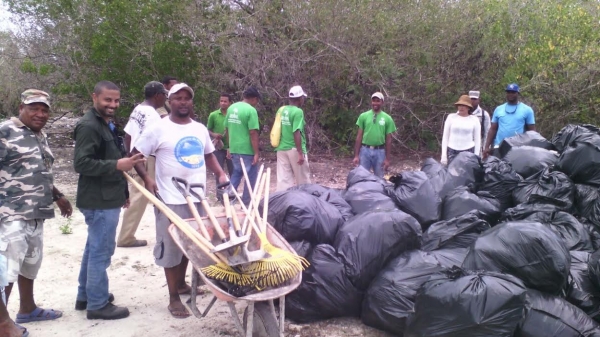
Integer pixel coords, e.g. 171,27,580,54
168,212,301,337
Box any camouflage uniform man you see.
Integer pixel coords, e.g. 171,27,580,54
0,89,72,328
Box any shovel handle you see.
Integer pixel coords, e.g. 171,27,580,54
172,177,211,239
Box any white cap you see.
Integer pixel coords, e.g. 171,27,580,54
168,83,194,99
469,90,480,99
371,92,384,101
289,85,307,98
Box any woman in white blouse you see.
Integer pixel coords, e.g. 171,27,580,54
440,95,482,165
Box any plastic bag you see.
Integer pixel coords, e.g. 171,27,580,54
361,250,446,335
290,184,354,220
344,181,398,214
386,171,442,227
556,133,600,186
504,145,559,179
502,203,593,252
405,268,527,337
421,153,483,199
421,212,491,251
334,209,422,290
441,186,502,224
347,165,388,188
261,190,344,244
580,217,600,250
478,156,521,209
574,184,600,226
429,247,469,269
565,251,600,321
462,221,571,295
551,124,600,153
514,289,600,337
286,244,364,323
498,131,555,158
512,168,574,211
288,240,313,258
589,250,600,291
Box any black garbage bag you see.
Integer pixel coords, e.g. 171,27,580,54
478,156,521,209
441,186,502,225
344,181,397,214
498,131,555,158
462,221,571,295
347,165,387,187
361,250,446,335
589,250,600,291
404,267,527,337
429,247,469,269
557,134,600,186
512,168,574,211
580,217,600,250
260,190,344,244
565,251,600,321
288,240,313,258
290,184,354,220
504,146,559,179
386,171,442,227
502,203,593,252
575,184,600,226
514,289,600,337
286,244,363,323
551,124,600,153
420,155,482,199
334,209,422,290
422,212,491,251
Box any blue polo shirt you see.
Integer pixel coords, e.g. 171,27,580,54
491,102,535,146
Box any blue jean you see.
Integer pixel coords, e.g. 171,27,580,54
359,146,386,178
77,208,121,310
230,154,259,206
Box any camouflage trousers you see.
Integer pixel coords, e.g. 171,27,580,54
0,219,44,283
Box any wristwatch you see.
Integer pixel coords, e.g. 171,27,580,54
53,193,65,202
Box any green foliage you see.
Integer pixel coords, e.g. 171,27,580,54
2,0,600,152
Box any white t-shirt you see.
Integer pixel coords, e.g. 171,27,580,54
441,113,482,162
124,104,161,148
134,118,215,205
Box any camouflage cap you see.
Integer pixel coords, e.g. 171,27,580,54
21,89,51,107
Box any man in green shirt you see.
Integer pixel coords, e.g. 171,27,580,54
225,87,261,206
207,93,234,181
352,92,397,177
275,85,311,191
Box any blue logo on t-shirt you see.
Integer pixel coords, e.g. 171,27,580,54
174,136,204,169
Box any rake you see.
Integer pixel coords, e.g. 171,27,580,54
123,172,252,286
236,163,309,288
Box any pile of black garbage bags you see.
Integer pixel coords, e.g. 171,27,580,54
260,124,600,336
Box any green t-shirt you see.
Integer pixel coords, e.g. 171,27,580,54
207,109,229,149
225,102,259,155
275,105,307,153
356,110,397,146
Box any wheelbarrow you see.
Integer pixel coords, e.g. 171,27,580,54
168,212,302,337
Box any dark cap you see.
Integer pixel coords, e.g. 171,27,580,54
144,81,168,97
243,87,261,99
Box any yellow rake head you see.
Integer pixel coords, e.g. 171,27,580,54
200,263,253,286
242,243,310,288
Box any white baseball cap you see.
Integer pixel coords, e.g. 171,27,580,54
168,83,194,99
371,92,384,101
289,85,307,98
469,90,480,99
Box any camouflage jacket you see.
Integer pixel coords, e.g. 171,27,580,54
0,117,55,222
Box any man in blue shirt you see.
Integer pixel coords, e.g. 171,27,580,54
483,83,535,158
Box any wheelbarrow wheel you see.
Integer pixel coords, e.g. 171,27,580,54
243,301,280,337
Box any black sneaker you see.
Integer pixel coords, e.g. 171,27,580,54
87,303,130,320
75,293,115,311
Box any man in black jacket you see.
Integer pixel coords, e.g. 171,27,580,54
73,81,144,320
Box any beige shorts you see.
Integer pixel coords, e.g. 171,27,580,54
0,219,44,283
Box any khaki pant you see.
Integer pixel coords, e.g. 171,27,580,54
117,156,155,246
276,149,311,191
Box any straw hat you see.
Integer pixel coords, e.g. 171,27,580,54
454,95,473,109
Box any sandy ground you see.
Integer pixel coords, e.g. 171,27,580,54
5,116,426,337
